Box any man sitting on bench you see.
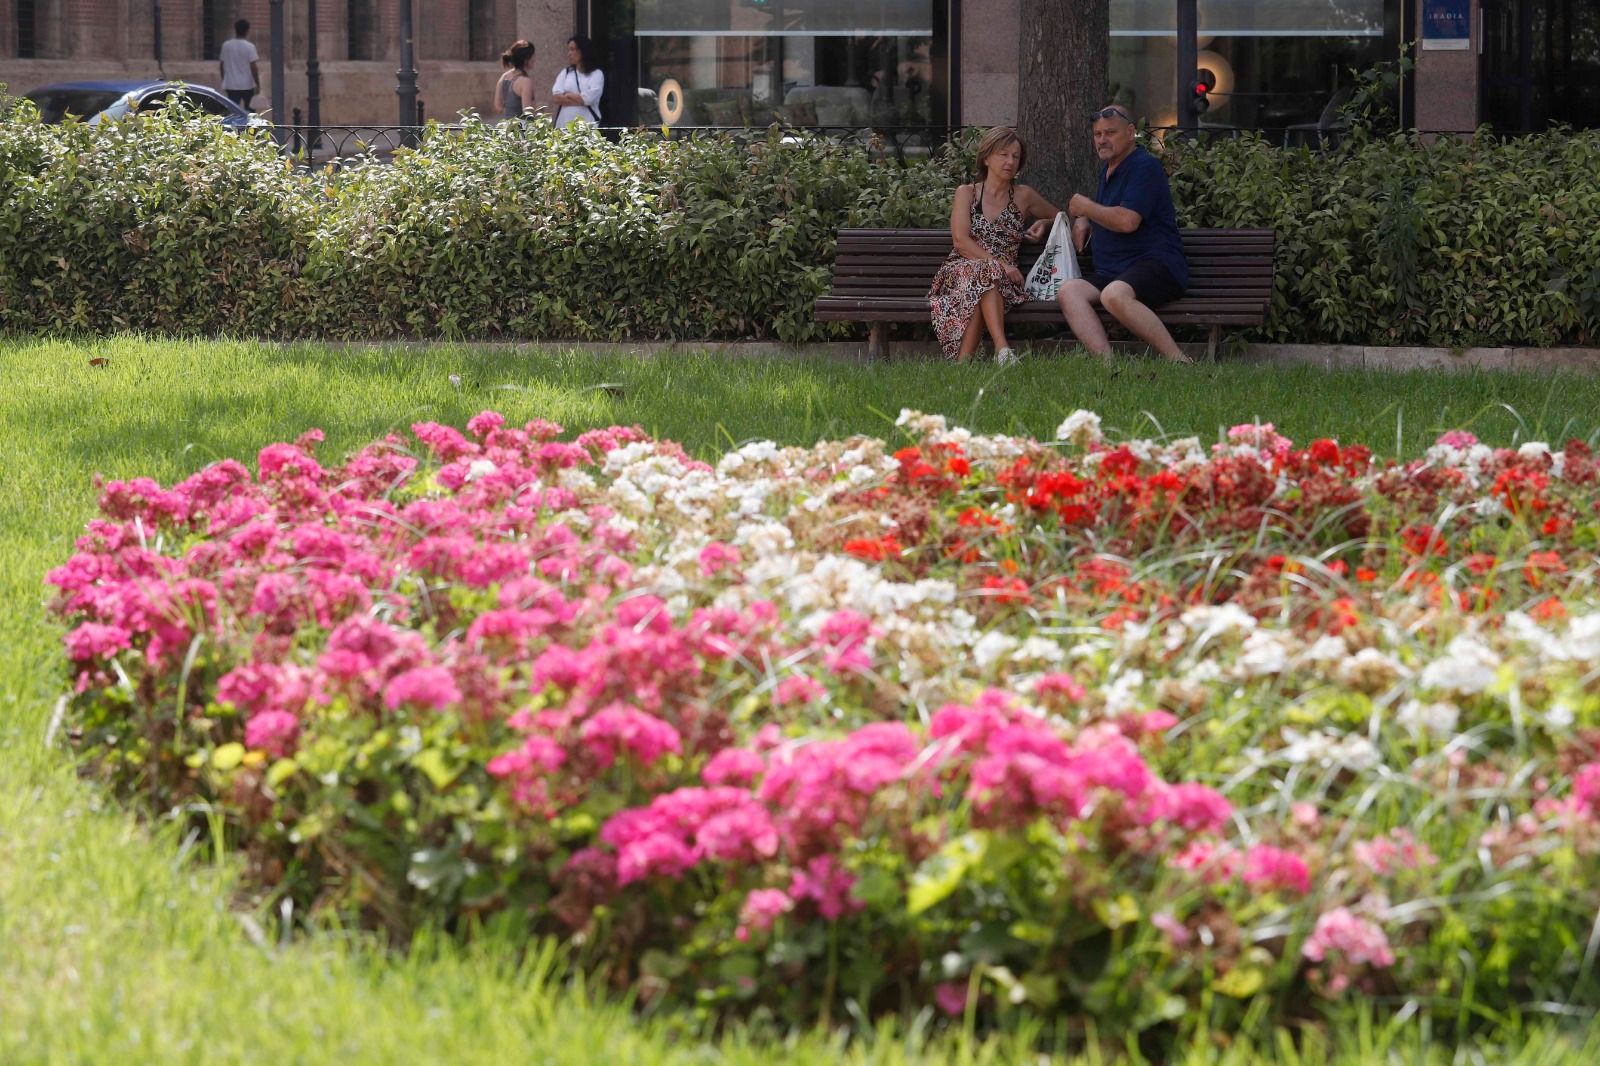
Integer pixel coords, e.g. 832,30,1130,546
1057,105,1193,364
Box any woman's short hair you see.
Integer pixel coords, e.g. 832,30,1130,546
975,126,1026,182
506,40,535,73
568,35,598,74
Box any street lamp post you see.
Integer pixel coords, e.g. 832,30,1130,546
306,0,321,133
270,0,286,124
1176,0,1199,134
397,0,419,128
153,0,165,77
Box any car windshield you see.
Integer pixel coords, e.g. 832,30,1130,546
23,88,126,124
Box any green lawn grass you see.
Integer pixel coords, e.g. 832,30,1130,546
5,336,1600,1064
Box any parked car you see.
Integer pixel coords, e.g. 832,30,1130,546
21,80,269,130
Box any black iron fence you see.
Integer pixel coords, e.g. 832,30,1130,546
260,120,1486,171
266,122,964,169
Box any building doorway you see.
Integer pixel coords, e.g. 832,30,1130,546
1481,0,1600,130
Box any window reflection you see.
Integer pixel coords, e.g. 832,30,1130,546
1109,0,1393,134
636,0,934,126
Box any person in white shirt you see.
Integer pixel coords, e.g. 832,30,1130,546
218,20,260,111
551,36,603,128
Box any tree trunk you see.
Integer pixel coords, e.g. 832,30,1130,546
1016,0,1109,207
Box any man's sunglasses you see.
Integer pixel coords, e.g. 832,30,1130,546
1089,107,1133,123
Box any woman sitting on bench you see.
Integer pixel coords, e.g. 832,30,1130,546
928,127,1057,365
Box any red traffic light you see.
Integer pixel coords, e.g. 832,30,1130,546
1190,68,1217,115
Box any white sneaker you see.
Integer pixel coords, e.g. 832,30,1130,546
996,347,1020,367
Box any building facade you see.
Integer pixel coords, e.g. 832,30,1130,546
1,1,1595,133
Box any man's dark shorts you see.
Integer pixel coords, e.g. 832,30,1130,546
227,89,255,110
1082,258,1185,309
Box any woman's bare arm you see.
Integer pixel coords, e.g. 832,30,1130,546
1017,185,1062,241
950,185,990,261
517,75,539,113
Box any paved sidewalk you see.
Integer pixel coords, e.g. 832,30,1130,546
323,338,1600,372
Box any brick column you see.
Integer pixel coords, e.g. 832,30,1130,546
959,0,1020,125
516,0,568,109
419,0,468,60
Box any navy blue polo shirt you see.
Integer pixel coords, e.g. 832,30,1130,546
1091,146,1188,287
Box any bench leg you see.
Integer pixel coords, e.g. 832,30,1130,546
1206,326,1221,361
867,323,889,362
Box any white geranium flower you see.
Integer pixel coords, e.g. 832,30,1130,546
1396,699,1460,737
1181,604,1258,646
973,631,1019,673
1517,441,1552,462
1280,728,1381,772
1563,614,1600,663
1418,634,1500,695
1103,669,1146,715
556,467,596,492
735,521,795,559
1237,630,1291,677
1336,647,1409,692
1013,637,1066,665
1301,634,1348,664
1054,410,1103,448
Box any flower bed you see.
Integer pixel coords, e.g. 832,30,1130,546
48,410,1600,1036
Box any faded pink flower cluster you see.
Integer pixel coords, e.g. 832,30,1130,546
1302,906,1396,995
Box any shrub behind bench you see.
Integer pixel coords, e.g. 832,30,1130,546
1,113,1597,347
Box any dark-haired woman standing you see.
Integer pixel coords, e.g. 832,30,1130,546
552,36,604,128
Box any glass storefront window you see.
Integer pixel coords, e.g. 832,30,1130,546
634,0,936,127
1109,0,1397,134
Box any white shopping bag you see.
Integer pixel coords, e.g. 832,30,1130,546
1023,212,1081,301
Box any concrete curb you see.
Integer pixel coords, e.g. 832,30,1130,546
1230,344,1600,373
320,338,1600,372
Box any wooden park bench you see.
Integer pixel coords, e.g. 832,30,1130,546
814,227,1275,360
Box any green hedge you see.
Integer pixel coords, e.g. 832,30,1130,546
2,108,1598,346
1165,129,1600,348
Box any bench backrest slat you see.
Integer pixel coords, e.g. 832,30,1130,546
830,228,1274,303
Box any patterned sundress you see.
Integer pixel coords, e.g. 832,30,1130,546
928,182,1027,360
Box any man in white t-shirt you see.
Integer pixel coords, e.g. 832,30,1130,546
218,20,260,111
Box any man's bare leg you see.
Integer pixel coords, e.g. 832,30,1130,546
1100,280,1192,364
1057,278,1112,356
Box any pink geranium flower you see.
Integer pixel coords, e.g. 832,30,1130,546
244,709,300,757
788,854,861,920
1241,844,1311,895
739,888,794,935
383,665,462,711
1303,907,1395,970
933,981,969,1016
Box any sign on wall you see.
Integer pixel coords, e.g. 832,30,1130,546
1422,0,1472,50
